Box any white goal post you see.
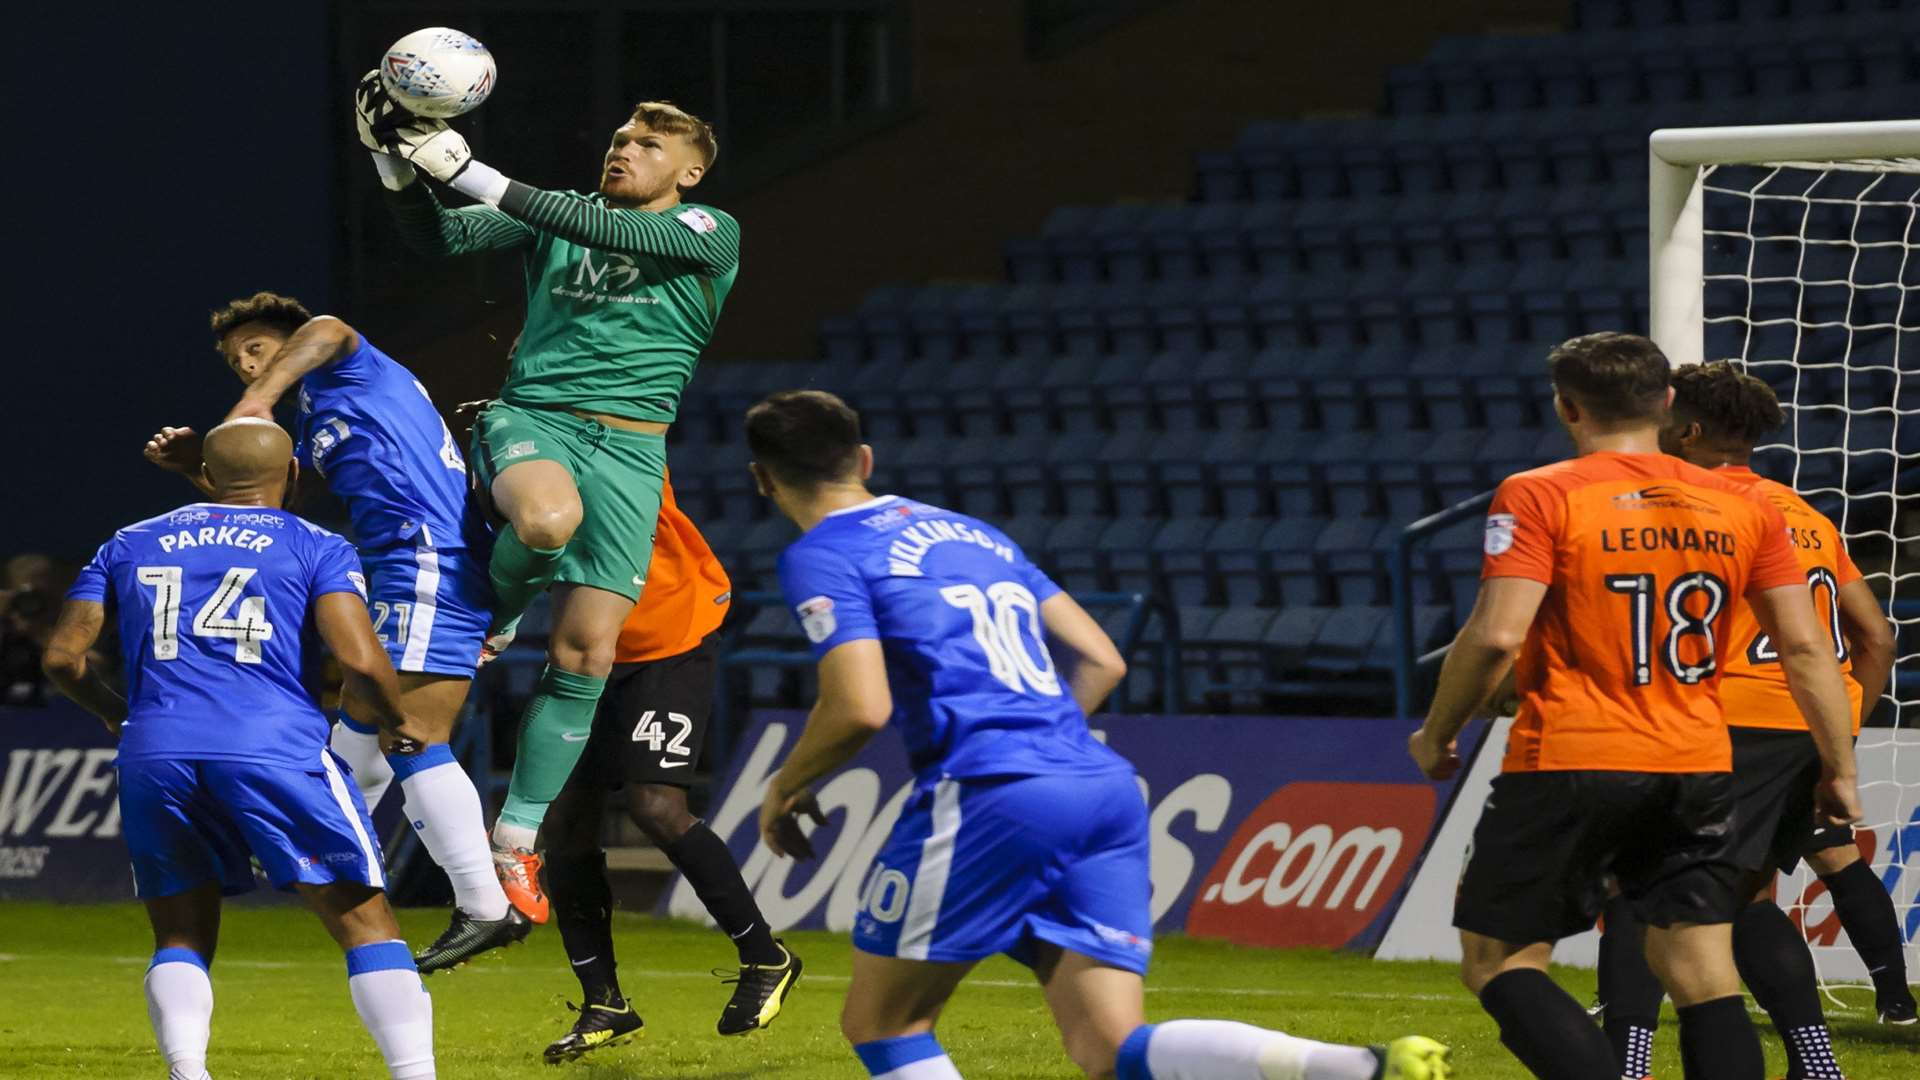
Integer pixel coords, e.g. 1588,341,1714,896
1648,119,1920,990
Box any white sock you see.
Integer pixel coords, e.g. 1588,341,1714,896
332,715,394,812
346,941,435,1080
853,1034,964,1078
144,950,213,1080
491,818,538,853
391,746,510,920
1121,1020,1380,1080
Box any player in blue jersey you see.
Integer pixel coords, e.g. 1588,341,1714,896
42,418,437,1080
743,391,1452,1080
142,291,524,971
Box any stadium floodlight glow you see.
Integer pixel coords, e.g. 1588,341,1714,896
1649,119,1920,998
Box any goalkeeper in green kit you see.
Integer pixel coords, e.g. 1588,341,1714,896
354,76,738,925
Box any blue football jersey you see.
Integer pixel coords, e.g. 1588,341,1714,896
67,503,366,768
778,496,1129,781
295,334,476,550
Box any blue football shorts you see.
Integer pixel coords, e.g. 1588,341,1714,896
360,535,492,677
118,751,385,899
851,767,1153,974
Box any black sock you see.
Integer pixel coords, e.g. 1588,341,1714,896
1598,896,1663,1077
1477,969,1618,1080
1733,901,1843,1080
546,852,624,1008
662,821,783,965
1676,995,1764,1080
1821,858,1913,1003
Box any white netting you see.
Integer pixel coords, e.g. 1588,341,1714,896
1699,159,1920,997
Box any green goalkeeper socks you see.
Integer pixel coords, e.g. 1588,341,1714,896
497,666,607,831
488,527,566,632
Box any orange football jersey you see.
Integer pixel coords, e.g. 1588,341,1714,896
1711,466,1864,734
614,473,732,664
1483,451,1802,774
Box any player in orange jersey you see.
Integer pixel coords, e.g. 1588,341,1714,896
1408,334,1861,1080
537,474,800,1063
1589,361,1908,1080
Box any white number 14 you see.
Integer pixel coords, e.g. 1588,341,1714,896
136,565,276,664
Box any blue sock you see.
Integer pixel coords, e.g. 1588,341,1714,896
337,709,379,736
853,1032,962,1078
1117,1024,1157,1080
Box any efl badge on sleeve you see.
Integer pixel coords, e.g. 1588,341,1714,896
796,595,837,643
675,207,719,234
1484,513,1517,556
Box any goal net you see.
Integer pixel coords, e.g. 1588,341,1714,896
1652,121,1920,995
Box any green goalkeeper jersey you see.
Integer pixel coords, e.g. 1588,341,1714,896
387,181,740,423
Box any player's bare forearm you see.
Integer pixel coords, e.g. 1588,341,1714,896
231,317,359,417
1040,593,1127,716
498,184,738,274
773,640,891,798
383,180,533,256
1420,577,1546,743
1837,580,1895,726
41,600,126,733
313,592,417,745
1753,584,1857,778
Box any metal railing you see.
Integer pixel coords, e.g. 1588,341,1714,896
1389,490,1493,721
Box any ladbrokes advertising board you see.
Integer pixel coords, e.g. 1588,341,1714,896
666,712,1470,950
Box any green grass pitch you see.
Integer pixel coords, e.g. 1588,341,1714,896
1,902,1912,1077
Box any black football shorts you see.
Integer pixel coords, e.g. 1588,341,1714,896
1726,727,1857,875
563,636,718,791
1454,769,1742,944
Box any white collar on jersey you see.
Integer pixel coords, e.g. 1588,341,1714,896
824,494,898,518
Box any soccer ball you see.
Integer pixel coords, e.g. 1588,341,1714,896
379,27,496,119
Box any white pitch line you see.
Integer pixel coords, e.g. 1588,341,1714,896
0,953,1884,1015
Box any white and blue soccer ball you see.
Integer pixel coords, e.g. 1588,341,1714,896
379,27,496,119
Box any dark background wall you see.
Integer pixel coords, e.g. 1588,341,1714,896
3,4,337,556
3,0,1567,559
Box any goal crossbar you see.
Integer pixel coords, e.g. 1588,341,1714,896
1650,119,1920,364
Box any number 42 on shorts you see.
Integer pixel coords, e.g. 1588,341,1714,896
632,710,694,760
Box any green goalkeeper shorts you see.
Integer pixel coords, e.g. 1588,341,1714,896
472,400,667,602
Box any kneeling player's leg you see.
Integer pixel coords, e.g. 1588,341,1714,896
383,674,509,922
486,457,582,634
1462,933,1615,1080
143,885,222,1080
1040,948,1392,1080
1807,839,1916,1019
842,949,974,1078
1595,894,1663,1080
300,882,435,1080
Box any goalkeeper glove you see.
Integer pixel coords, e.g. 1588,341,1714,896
354,69,416,191
385,116,511,208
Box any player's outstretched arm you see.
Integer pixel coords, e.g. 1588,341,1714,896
40,599,126,734
1835,578,1896,728
143,426,215,496
1750,583,1861,824
226,317,361,422
1039,592,1128,716
1411,576,1548,780
314,591,426,751
382,177,537,257
759,640,891,858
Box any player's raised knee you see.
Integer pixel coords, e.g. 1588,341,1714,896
511,499,583,551
626,784,694,846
